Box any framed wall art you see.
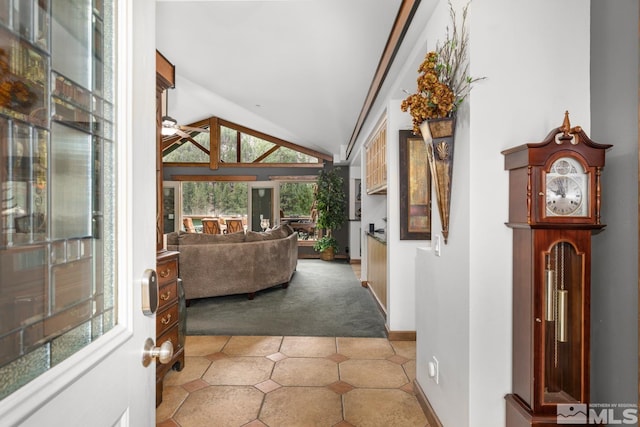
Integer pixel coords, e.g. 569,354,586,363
399,130,431,240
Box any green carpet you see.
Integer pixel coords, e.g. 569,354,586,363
186,259,387,337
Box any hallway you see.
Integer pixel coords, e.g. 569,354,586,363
156,335,428,426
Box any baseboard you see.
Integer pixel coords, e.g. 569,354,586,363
413,379,444,427
349,258,361,264
386,329,416,341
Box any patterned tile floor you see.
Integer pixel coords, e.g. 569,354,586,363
156,335,429,426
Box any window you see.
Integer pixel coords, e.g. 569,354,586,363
162,117,330,168
182,181,248,218
163,131,210,163
279,182,316,217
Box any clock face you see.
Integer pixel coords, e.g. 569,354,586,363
545,157,589,217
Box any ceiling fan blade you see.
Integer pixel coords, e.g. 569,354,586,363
176,129,192,139
179,125,209,133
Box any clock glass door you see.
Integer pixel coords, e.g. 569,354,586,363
542,241,585,404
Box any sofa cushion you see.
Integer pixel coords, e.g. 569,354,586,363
244,231,271,242
268,225,290,239
166,231,181,246
178,230,247,245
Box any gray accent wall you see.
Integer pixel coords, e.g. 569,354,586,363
590,0,638,410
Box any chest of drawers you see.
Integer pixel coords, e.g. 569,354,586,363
156,250,185,406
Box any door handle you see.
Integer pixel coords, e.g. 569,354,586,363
142,338,173,367
141,269,159,315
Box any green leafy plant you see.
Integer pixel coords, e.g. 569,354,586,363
400,1,485,134
313,168,346,254
313,235,339,253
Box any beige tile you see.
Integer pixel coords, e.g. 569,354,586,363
403,359,417,382
266,352,287,362
327,380,355,395
255,379,282,393
387,354,410,365
156,385,189,422
156,419,180,427
343,388,428,427
340,359,409,388
271,357,339,386
260,387,343,427
337,337,394,359
174,386,263,427
163,356,211,386
202,356,274,386
184,335,230,356
280,336,337,357
223,336,283,356
182,379,209,393
390,340,416,360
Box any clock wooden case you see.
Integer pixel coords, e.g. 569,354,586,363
502,113,611,426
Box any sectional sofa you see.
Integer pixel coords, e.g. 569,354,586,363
166,224,298,301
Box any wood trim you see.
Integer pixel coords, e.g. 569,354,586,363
156,50,175,89
413,379,444,427
346,0,421,159
254,145,281,162
386,329,416,341
210,117,220,170
170,175,257,182
268,175,319,181
164,162,211,168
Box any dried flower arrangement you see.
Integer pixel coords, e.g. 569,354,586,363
401,1,485,134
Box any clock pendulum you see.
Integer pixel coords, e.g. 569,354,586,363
502,112,612,426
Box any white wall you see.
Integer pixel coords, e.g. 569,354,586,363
409,0,592,426
590,0,639,409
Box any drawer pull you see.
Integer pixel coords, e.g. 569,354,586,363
160,291,172,301
159,268,171,278
160,314,172,325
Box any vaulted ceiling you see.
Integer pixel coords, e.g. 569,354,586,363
156,0,432,164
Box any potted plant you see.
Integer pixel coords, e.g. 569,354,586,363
313,168,346,261
400,0,485,243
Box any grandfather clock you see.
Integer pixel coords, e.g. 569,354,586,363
502,112,611,426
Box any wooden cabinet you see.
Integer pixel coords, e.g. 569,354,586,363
366,234,387,313
155,250,185,407
365,123,387,194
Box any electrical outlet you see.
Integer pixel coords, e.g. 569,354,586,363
434,235,442,256
428,356,439,384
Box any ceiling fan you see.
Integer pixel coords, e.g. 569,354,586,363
161,89,209,139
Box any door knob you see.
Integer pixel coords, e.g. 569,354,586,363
142,337,173,367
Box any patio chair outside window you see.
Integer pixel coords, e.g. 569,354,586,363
202,218,222,234
225,218,244,234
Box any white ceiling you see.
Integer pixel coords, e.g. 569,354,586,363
155,0,406,162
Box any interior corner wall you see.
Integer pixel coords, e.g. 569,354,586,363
590,0,639,410
413,1,592,426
